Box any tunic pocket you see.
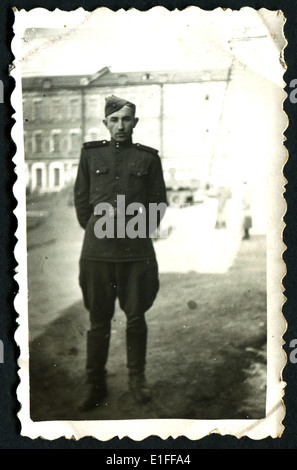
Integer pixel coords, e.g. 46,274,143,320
129,166,148,193
90,165,110,193
129,168,148,178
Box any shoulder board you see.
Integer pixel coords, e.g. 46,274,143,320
134,143,159,155
83,140,109,150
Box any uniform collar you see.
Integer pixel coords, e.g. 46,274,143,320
110,138,133,149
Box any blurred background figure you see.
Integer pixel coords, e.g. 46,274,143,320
214,184,232,230
204,181,232,230
241,181,252,240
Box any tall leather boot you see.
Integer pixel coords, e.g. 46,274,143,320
78,329,110,412
126,326,151,404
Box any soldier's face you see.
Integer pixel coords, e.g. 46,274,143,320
103,106,138,142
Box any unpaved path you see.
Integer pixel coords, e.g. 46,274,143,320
27,193,266,422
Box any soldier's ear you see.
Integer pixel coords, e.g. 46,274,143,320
103,119,108,128
133,117,139,128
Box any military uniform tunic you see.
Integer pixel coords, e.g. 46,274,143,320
75,97,167,408
74,138,167,262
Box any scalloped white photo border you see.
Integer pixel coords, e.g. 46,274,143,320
11,6,287,441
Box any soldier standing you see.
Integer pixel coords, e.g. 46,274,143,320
74,95,167,411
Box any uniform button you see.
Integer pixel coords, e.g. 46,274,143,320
96,170,100,174
115,176,119,180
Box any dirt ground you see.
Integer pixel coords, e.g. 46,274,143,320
27,191,267,422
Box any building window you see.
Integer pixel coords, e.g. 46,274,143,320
34,132,43,153
69,98,80,119
87,98,100,117
23,132,33,154
52,133,60,152
50,130,62,153
49,162,64,190
35,168,43,188
69,130,81,152
22,99,29,122
31,162,47,191
33,99,42,121
86,128,99,142
54,168,60,187
51,98,62,121
23,131,27,153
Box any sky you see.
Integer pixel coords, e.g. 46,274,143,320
12,7,286,85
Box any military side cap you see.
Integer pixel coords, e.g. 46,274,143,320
105,95,136,117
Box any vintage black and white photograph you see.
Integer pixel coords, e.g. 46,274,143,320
12,7,286,440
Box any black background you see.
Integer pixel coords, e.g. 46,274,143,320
0,0,296,455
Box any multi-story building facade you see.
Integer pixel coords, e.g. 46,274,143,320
21,66,230,198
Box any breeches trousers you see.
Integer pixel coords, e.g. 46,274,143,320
79,258,159,333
